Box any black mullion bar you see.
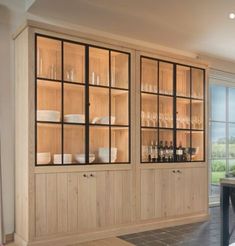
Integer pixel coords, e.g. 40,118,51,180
203,69,206,162
128,53,131,163
173,64,177,162
157,61,160,152
35,35,38,165
61,41,64,165
85,45,89,164
109,50,111,164
140,57,143,163
190,67,192,162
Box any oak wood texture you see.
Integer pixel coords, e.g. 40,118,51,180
73,237,133,246
14,25,208,246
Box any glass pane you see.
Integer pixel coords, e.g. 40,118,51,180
64,84,85,123
64,125,85,164
176,130,190,161
111,51,129,89
89,47,109,86
229,88,235,122
229,159,235,172
159,62,173,95
211,85,226,121
37,36,61,80
176,65,190,97
141,94,158,127
111,127,128,162
211,122,226,158
192,68,204,99
111,89,128,125
191,100,204,130
159,96,173,128
141,58,158,93
64,42,85,83
211,160,226,185
192,131,204,161
141,129,158,162
90,126,109,163
37,123,61,165
176,98,190,129
37,80,61,122
229,123,235,158
89,87,109,124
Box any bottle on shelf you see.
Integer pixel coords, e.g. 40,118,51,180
164,141,169,162
168,141,174,162
153,141,158,163
158,140,164,162
176,141,183,162
148,141,153,162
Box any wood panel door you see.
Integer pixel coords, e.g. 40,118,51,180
35,170,133,237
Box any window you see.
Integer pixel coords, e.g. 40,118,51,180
210,84,235,198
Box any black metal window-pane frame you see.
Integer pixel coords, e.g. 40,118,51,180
140,56,205,163
35,34,131,166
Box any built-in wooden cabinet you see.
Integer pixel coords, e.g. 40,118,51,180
15,24,208,246
140,57,205,163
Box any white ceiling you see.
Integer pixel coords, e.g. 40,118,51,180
26,0,235,62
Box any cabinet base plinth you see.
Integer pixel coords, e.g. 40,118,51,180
14,213,209,246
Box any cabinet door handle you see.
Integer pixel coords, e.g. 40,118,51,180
83,174,88,178
177,170,182,174
172,170,176,173
90,173,95,177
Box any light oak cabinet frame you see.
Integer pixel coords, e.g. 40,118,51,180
15,22,209,246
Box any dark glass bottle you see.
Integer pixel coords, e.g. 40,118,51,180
158,140,164,162
176,141,183,162
148,141,153,162
169,141,174,162
164,141,169,162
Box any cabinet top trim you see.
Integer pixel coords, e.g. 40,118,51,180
13,19,208,69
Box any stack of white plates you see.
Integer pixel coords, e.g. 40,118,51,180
37,110,60,122
92,116,115,124
64,114,85,123
37,152,51,165
98,147,117,163
53,154,72,164
74,153,95,163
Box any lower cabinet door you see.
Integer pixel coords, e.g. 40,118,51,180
140,167,207,221
35,170,133,237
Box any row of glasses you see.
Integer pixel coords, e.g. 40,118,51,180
159,113,173,128
141,83,172,95
141,111,158,127
176,116,203,129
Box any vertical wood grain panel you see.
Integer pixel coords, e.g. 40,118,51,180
46,173,57,234
68,173,78,233
57,173,68,233
35,174,47,236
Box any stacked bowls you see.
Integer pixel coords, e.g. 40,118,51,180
98,147,117,162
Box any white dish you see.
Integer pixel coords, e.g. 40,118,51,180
37,152,51,165
98,147,117,157
53,154,72,164
75,153,95,163
64,114,85,123
99,116,115,125
99,155,117,163
37,110,60,122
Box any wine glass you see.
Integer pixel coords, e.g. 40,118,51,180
141,111,146,126
152,112,158,127
146,112,151,127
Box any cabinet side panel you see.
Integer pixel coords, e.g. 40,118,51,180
15,28,29,241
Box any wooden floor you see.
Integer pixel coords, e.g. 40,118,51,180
7,237,133,246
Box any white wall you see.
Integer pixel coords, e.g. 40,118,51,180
0,0,25,235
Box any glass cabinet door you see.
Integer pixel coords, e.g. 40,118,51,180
36,35,130,165
140,56,205,163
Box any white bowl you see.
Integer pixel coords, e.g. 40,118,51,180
53,154,72,164
64,114,85,123
99,116,115,125
37,152,51,165
98,147,117,157
75,153,95,163
99,155,117,163
37,110,60,122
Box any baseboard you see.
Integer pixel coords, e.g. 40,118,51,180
13,213,209,246
14,233,28,246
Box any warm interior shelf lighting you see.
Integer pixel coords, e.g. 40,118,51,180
229,12,235,19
